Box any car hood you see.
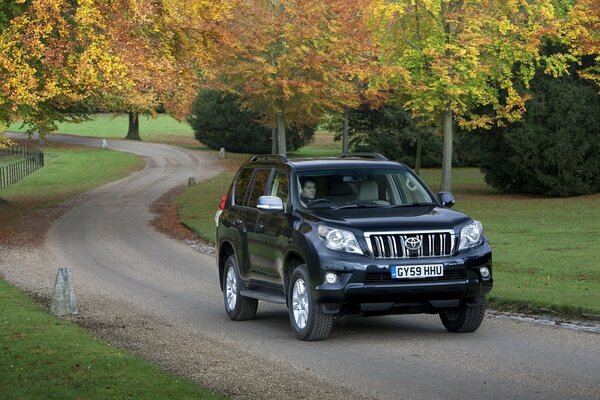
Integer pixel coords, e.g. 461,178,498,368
304,205,471,232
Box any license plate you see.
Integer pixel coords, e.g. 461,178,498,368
391,264,443,279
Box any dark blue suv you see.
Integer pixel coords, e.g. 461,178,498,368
216,154,492,340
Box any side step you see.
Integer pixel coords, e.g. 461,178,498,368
240,290,286,304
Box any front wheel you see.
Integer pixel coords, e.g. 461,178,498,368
440,297,486,333
288,265,333,341
223,255,258,321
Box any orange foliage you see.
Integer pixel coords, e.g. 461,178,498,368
208,0,380,129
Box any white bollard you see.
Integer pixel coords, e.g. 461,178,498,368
102,139,108,149
218,147,226,160
50,267,78,316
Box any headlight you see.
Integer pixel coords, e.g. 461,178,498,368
459,220,483,251
317,224,363,254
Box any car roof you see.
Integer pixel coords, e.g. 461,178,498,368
243,154,408,171
287,158,407,171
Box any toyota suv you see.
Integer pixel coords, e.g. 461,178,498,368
216,154,492,340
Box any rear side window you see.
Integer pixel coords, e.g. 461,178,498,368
247,169,272,208
233,168,254,206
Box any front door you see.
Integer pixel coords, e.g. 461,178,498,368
253,169,290,284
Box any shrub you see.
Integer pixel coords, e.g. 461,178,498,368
475,74,600,197
188,90,315,153
328,105,476,168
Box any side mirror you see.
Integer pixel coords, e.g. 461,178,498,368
257,196,284,213
438,192,455,208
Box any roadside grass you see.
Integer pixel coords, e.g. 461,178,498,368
0,141,144,230
7,113,196,145
180,136,600,316
0,279,222,400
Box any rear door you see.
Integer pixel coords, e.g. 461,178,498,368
227,167,255,280
244,168,273,280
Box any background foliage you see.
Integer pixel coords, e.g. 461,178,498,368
475,72,600,197
188,90,315,153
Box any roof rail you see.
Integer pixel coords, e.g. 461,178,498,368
340,152,388,160
248,154,288,163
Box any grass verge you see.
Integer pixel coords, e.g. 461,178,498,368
0,280,222,399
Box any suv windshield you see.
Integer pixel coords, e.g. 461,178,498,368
297,169,436,209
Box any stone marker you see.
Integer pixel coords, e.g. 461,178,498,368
188,177,196,186
102,139,108,149
218,147,226,160
50,267,78,316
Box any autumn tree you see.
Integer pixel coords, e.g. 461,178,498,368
0,0,129,143
561,0,599,88
209,0,377,156
373,0,568,191
97,0,235,140
0,0,234,143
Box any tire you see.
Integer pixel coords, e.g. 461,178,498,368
288,265,333,341
440,297,486,333
223,255,258,321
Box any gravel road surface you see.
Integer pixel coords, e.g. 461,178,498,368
1,135,599,400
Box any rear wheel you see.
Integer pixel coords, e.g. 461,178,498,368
288,265,333,341
223,255,258,320
440,297,486,333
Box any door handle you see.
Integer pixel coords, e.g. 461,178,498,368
256,223,264,232
233,219,243,226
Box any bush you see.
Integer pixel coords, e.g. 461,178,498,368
474,74,600,197
328,105,476,168
188,90,315,153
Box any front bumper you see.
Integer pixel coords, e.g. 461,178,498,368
309,242,492,315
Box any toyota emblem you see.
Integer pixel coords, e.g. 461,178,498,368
405,237,422,251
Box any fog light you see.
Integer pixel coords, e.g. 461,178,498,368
480,266,491,280
325,272,338,284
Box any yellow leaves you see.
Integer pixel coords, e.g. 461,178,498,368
373,0,567,128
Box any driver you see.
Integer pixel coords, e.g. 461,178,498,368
300,178,317,206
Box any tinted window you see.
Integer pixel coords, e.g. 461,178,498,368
247,169,272,208
233,168,254,206
268,170,289,211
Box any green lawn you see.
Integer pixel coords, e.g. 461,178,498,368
0,279,222,400
8,113,196,144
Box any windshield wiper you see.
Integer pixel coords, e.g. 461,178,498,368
333,203,384,210
385,202,437,208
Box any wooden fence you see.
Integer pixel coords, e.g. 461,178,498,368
0,145,44,189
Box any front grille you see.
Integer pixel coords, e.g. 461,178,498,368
365,269,465,284
366,231,454,259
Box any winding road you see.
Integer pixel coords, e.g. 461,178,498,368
4,135,600,400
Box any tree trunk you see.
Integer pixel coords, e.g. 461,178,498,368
126,112,141,141
342,107,350,154
441,104,453,192
272,126,278,154
415,130,423,175
277,112,286,156
38,125,47,146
